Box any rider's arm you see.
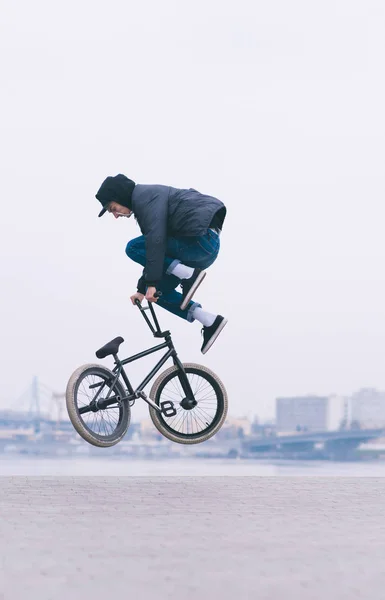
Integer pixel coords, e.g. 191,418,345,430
137,272,146,294
135,189,169,287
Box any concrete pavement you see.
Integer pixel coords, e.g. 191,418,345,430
1,477,385,599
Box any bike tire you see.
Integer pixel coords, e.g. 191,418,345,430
66,363,130,447
148,363,228,445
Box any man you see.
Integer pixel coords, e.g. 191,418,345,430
96,174,228,354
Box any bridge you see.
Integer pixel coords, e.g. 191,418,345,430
0,376,70,435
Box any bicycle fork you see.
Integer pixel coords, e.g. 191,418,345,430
173,355,197,409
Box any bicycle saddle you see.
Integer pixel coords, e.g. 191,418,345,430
95,336,124,359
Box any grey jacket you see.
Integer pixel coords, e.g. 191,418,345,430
131,184,226,287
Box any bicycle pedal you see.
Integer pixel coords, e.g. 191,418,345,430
160,401,177,417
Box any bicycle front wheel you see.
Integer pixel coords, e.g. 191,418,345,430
66,364,130,447
149,363,228,444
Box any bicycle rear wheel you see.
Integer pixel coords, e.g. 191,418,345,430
149,363,227,444
66,364,130,447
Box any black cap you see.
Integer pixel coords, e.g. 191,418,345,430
96,174,136,217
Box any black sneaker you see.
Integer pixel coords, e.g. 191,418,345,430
180,269,206,310
201,315,228,354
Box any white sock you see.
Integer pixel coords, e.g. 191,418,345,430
170,263,194,279
192,306,217,327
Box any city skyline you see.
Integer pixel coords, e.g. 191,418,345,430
5,375,385,429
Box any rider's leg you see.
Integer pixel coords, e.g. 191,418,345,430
125,235,178,274
125,231,223,328
166,230,220,309
125,236,196,320
165,229,220,272
156,283,227,354
147,283,227,354
157,288,202,322
125,230,220,274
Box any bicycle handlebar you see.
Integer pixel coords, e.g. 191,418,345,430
134,291,162,308
134,291,164,336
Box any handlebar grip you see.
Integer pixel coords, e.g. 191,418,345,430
134,291,162,307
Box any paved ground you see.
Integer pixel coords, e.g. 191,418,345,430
1,477,385,600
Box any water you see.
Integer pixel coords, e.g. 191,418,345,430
2,456,385,476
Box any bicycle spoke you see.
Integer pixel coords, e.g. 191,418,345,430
190,409,206,431
194,405,214,424
171,409,186,432
194,376,208,396
170,375,182,396
192,411,205,432
158,369,221,437
75,372,124,438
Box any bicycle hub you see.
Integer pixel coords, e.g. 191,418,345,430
180,397,197,410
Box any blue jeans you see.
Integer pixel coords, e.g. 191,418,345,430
125,230,220,322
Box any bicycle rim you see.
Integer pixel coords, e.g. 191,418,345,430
150,365,226,442
71,366,129,444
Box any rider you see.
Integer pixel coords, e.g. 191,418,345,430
96,174,228,354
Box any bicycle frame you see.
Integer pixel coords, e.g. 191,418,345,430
94,300,195,414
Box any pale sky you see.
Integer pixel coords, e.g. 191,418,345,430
1,0,384,421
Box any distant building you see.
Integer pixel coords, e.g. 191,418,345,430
276,395,345,433
350,388,385,429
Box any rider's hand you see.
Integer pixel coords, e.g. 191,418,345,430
145,286,158,303
130,292,145,305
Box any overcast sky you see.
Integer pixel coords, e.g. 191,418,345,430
1,0,384,421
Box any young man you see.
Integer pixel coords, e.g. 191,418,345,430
96,174,228,354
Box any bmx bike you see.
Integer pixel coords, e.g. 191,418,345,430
66,297,228,447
